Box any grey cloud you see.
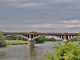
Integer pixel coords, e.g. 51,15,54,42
0,0,80,32
0,19,80,32
0,0,80,20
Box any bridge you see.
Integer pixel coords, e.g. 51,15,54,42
3,32,80,47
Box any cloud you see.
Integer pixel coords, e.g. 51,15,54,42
63,20,79,23
0,0,80,32
0,19,80,30
66,25,80,28
0,0,43,8
1,0,80,9
16,3,43,8
0,20,80,32
0,0,26,2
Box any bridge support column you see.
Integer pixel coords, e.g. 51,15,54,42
63,35,68,41
28,40,35,47
61,35,64,40
68,35,71,40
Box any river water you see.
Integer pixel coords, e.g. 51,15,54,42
0,41,63,60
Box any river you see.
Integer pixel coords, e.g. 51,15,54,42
0,41,63,60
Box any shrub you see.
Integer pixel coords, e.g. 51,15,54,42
43,41,80,60
0,31,7,47
35,36,45,43
35,36,56,43
0,40,7,47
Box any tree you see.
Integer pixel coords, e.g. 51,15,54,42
35,36,45,43
30,31,37,33
0,31,7,47
43,41,80,60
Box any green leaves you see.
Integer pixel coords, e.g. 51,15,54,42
0,31,7,47
44,41,80,60
0,31,3,40
35,36,45,43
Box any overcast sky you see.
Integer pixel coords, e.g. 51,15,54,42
0,0,80,33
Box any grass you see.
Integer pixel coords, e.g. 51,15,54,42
5,40,28,45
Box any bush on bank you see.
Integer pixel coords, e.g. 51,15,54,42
35,36,56,43
0,40,7,47
0,31,7,47
44,42,80,60
35,36,45,43
43,36,80,60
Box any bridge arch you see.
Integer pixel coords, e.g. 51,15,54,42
2,35,29,40
32,35,63,41
32,35,44,40
68,35,78,41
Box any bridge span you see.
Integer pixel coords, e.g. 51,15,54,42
3,32,80,47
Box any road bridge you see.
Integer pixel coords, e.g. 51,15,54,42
3,32,80,47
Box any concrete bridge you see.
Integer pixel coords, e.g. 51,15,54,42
3,32,80,47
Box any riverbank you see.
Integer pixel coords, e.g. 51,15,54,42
5,40,28,45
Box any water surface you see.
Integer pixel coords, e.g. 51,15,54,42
0,42,63,60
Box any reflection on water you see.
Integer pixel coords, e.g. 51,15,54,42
27,47,35,57
0,42,63,60
27,47,37,60
0,48,5,59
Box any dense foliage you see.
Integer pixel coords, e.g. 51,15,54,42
35,36,55,43
0,31,7,47
35,36,45,43
45,37,55,41
43,36,80,60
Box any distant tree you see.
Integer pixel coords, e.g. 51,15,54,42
30,31,37,33
35,36,45,43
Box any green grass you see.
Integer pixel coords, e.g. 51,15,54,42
5,40,28,45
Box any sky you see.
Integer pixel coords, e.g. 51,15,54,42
0,0,80,33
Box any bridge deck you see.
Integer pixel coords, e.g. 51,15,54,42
3,32,79,36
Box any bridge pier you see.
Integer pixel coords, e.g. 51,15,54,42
62,35,64,40
28,40,35,47
63,35,68,41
